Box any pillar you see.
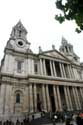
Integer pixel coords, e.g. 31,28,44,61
53,85,58,111
42,85,47,111
29,84,33,112
59,63,64,77
80,88,83,101
0,84,6,114
75,87,81,110
40,59,43,75
46,85,51,111
53,61,57,76
66,87,73,110
33,84,37,112
43,59,47,75
67,65,71,78
5,84,11,114
50,61,54,76
56,86,62,111
62,64,66,78
72,87,79,110
64,86,70,111
79,88,83,108
69,65,75,79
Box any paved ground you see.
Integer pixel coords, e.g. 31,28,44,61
56,121,77,125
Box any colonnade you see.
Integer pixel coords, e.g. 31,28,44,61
39,58,75,79
0,83,83,115
28,83,83,113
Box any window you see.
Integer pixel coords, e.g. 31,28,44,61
16,93,20,103
17,61,22,72
19,30,22,37
65,46,68,53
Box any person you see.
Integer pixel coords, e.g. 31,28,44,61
76,114,82,125
65,119,71,125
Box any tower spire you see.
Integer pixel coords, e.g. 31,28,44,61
10,20,27,40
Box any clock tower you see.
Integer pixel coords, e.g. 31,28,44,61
6,20,31,53
1,21,33,76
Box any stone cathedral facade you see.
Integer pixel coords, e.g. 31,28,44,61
0,21,83,119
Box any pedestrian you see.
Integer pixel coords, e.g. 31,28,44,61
76,114,82,125
65,119,71,125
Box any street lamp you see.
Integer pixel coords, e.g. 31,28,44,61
52,114,58,125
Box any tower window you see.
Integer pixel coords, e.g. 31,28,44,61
16,93,20,103
19,30,22,37
65,46,68,53
17,61,22,72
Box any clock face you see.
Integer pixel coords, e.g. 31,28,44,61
18,41,23,46
16,39,25,48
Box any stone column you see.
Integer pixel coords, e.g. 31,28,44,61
10,86,14,114
72,68,77,79
46,85,51,111
67,65,71,78
56,86,62,111
66,87,73,110
53,85,58,111
69,65,73,78
0,84,6,114
33,84,37,112
64,86,70,111
62,64,66,78
29,84,33,112
69,65,75,79
80,88,83,101
81,88,83,95
40,59,43,75
75,87,81,110
50,61,54,76
43,59,47,75
72,87,79,110
53,61,57,76
79,88,83,108
59,63,64,77
5,85,11,114
42,85,47,111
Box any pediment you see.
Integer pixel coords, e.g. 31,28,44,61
42,50,70,62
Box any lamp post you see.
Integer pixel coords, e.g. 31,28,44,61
52,115,57,125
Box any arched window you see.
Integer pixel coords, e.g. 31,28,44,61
16,93,20,103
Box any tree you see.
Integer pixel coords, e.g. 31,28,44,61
55,0,83,33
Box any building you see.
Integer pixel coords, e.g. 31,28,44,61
0,21,83,120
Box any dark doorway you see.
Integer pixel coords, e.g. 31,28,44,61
55,62,61,77
59,86,66,111
50,95,55,112
45,59,51,76
48,85,56,112
37,93,42,111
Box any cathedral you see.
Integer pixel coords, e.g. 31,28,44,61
0,21,83,120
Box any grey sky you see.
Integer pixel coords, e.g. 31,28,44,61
0,0,83,62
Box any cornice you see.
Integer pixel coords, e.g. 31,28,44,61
0,73,83,86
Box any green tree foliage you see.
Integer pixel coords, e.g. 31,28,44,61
55,0,83,33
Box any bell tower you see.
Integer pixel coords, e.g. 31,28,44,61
10,20,27,41
5,21,31,53
59,37,80,63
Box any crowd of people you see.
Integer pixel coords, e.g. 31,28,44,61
0,112,82,125
0,118,30,125
66,113,83,125
52,111,83,125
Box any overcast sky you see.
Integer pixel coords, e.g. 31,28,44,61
0,0,83,62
